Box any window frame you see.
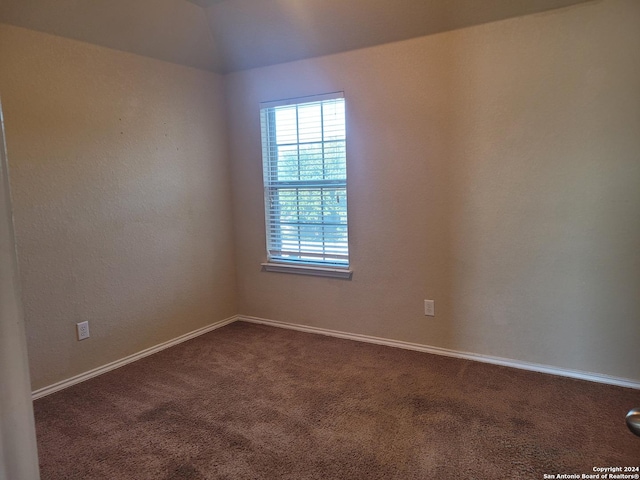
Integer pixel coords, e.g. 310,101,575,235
259,92,352,279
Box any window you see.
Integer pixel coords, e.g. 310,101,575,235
260,92,350,277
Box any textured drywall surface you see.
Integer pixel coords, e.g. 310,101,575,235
0,24,237,390
226,0,640,381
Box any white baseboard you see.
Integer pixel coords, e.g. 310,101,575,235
32,315,238,400
33,313,640,399
238,315,640,390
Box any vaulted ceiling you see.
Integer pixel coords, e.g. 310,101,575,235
0,0,594,73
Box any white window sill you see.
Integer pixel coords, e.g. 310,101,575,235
261,262,353,279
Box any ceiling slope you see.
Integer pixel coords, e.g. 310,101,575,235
0,0,595,73
207,0,596,72
0,0,223,71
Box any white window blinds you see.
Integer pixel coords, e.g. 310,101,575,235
260,93,349,267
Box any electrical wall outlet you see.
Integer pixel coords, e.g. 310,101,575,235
76,321,90,340
424,300,435,317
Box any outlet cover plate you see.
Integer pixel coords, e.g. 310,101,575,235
424,300,435,317
76,321,90,340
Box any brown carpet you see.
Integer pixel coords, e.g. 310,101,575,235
34,322,639,479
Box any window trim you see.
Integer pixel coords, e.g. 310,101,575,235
261,262,353,279
259,92,350,276
260,92,345,110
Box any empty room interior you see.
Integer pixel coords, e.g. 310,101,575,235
1,0,639,478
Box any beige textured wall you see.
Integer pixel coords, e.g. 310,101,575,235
226,0,640,381
0,24,237,390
